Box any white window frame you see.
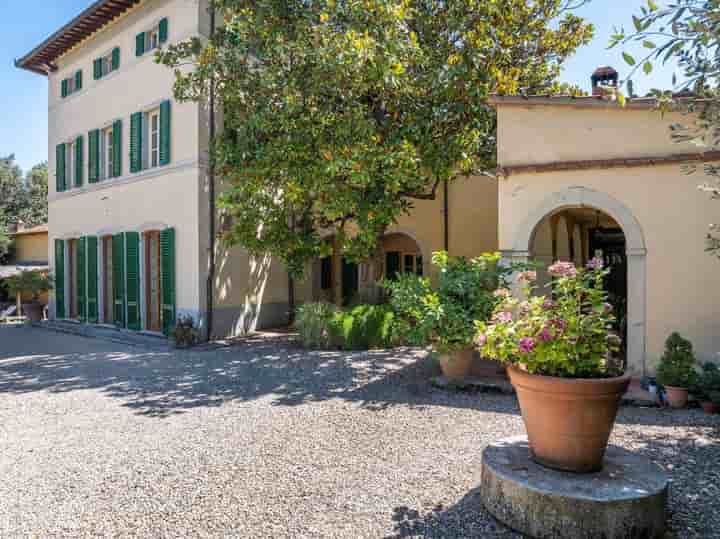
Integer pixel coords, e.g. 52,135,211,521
142,107,161,170
65,140,75,189
101,52,113,77
101,125,114,180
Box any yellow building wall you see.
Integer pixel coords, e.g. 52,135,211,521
13,234,48,264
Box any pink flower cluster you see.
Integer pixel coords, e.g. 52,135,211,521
517,270,537,283
586,256,604,270
547,261,577,278
493,311,513,323
519,337,536,354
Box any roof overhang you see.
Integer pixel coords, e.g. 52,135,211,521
15,0,142,76
488,95,659,110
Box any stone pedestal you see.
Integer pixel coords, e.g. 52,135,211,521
481,436,668,539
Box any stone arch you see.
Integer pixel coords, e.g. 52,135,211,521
510,186,648,375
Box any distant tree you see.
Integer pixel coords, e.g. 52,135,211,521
24,162,48,226
158,0,594,276
0,211,10,263
0,155,30,227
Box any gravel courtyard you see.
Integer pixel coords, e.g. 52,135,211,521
0,326,718,538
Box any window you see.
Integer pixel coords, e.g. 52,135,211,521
149,110,160,168
94,48,120,80
101,126,114,180
61,70,82,98
66,141,75,187
136,18,168,57
145,27,160,52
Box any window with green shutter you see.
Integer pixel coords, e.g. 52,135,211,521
74,136,84,187
86,237,99,323
159,18,169,43
61,79,68,98
130,112,143,173
95,48,121,80
93,58,103,80
56,143,66,192
77,237,87,322
112,119,122,177
89,130,100,183
112,233,126,327
75,70,82,91
125,232,141,330
159,100,171,166
55,239,65,319
136,32,145,57
160,228,176,335
111,47,120,71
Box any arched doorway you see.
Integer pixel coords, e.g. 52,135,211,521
511,187,647,375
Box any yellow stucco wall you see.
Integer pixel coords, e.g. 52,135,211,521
496,103,720,372
12,233,48,264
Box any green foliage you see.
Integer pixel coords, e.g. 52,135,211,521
171,315,200,348
295,302,339,349
385,251,513,352
0,213,10,262
656,332,698,388
25,162,48,227
476,259,621,379
692,361,720,402
0,156,48,229
3,270,53,302
158,0,593,276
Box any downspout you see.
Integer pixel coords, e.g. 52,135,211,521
206,4,216,340
288,214,296,325
443,179,449,252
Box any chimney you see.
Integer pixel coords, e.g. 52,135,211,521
591,66,619,97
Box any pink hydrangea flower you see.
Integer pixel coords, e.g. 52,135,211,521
586,256,604,270
550,318,567,331
518,270,537,283
519,337,536,354
519,301,531,316
547,261,577,278
494,311,513,323
539,326,554,342
476,333,487,346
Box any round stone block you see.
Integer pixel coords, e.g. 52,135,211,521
481,436,668,539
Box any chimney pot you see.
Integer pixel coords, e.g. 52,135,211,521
591,66,619,96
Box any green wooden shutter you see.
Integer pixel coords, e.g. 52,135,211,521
136,32,145,56
74,136,84,187
93,58,103,80
130,112,143,173
112,233,126,327
113,119,123,177
55,239,65,319
159,100,171,166
112,47,120,71
77,237,87,322
86,236,99,323
56,143,66,192
61,79,68,98
88,130,100,183
159,18,169,43
160,228,176,336
75,70,82,91
125,232,141,330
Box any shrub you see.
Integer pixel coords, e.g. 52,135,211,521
295,302,338,349
656,332,698,389
171,315,199,348
3,270,53,302
692,362,720,402
330,304,396,351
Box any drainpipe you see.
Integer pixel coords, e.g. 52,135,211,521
206,5,217,340
443,178,449,252
288,214,296,325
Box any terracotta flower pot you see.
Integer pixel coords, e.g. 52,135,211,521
508,366,630,473
664,386,689,408
700,401,719,414
437,348,474,381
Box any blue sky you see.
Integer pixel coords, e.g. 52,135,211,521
1,0,679,174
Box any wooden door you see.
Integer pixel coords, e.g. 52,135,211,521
144,231,162,332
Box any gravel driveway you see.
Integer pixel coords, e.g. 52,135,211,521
0,325,718,538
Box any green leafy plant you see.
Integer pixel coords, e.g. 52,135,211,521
692,361,720,403
171,315,199,348
330,304,396,351
656,332,698,389
295,302,338,349
385,251,513,353
476,258,621,378
3,270,53,303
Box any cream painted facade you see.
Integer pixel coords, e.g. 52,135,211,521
494,99,720,374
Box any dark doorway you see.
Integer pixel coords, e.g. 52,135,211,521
590,227,628,350
341,258,358,305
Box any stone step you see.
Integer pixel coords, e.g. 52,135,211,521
33,320,171,350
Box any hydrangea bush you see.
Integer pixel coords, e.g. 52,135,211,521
475,258,622,379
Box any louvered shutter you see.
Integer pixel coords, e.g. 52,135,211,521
55,144,66,193
159,100,171,166
77,237,87,322
93,58,103,80
86,236,99,323
125,232,141,330
160,228,176,335
88,130,100,183
113,119,122,177
111,47,120,71
130,112,143,173
74,136,83,187
75,70,82,91
112,233,126,327
136,32,145,56
159,18,169,43
61,79,68,98
55,239,65,319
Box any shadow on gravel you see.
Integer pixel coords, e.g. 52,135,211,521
0,328,520,417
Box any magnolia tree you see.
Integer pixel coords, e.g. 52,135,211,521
158,0,593,276
612,0,720,258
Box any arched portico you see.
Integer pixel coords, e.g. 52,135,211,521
506,186,648,375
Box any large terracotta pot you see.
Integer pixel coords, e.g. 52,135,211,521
437,348,474,381
21,302,44,322
664,386,689,408
508,366,630,473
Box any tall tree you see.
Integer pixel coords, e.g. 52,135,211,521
611,0,720,258
0,155,30,227
0,211,10,263
24,162,48,227
159,0,593,276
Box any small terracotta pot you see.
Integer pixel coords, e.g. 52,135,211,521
700,401,719,414
437,348,474,381
664,386,689,408
508,366,630,473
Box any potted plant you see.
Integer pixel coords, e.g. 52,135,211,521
171,315,199,349
3,270,53,322
692,362,720,414
385,251,512,381
656,333,697,408
476,258,627,473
